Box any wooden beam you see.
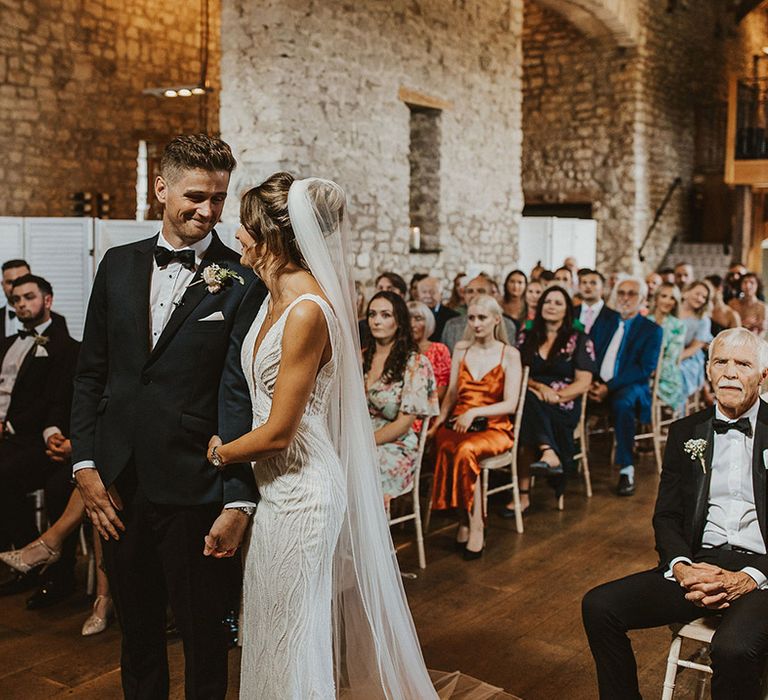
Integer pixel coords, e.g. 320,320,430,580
725,74,738,185
398,86,453,111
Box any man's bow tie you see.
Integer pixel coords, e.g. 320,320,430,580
713,417,753,438
7,309,16,319
153,246,196,271
17,329,36,339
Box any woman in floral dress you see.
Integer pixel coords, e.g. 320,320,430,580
364,291,439,506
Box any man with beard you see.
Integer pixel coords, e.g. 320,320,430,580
0,274,80,599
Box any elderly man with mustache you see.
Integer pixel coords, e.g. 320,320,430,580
582,327,768,699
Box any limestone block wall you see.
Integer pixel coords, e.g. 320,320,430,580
523,1,767,275
220,0,524,285
0,0,221,219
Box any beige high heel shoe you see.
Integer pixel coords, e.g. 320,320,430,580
81,595,114,636
0,538,60,574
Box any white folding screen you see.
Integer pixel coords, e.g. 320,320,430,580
0,217,24,264
23,218,93,341
94,219,159,269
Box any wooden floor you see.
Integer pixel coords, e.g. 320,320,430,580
0,437,710,699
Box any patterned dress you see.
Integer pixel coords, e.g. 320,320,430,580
679,316,713,399
648,314,685,409
366,353,439,499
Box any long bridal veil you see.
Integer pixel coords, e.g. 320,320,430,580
287,178,438,699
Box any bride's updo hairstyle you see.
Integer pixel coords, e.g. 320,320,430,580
240,171,306,277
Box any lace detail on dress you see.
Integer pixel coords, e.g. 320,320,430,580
239,293,346,700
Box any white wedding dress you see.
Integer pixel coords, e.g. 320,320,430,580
239,292,346,699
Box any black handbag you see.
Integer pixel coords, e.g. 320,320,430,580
447,415,488,432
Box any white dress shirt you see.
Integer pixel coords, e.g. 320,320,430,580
0,318,56,439
666,399,767,587
579,299,604,334
3,305,21,337
599,318,625,382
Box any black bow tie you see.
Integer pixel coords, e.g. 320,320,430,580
713,417,753,438
153,246,196,271
7,309,15,319
17,329,36,339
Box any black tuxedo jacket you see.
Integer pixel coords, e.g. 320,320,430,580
653,402,768,578
429,304,459,343
0,317,80,438
70,232,265,506
0,307,68,341
587,304,621,366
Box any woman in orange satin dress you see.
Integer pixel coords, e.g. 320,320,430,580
430,295,522,559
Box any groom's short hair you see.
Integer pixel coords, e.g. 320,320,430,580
160,134,237,183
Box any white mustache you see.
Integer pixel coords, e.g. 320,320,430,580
717,380,743,390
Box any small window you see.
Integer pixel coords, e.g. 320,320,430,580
408,105,441,251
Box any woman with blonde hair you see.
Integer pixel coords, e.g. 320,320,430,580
430,294,522,559
678,280,714,400
648,282,686,410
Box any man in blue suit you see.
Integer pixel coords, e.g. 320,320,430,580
588,276,663,496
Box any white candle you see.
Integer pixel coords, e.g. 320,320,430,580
411,226,421,250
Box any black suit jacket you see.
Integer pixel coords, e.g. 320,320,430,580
653,402,768,578
70,232,266,506
0,317,80,438
1,307,68,341
429,304,459,343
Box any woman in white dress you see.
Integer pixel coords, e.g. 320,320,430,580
206,173,438,699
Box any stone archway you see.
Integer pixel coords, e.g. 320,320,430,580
534,0,640,47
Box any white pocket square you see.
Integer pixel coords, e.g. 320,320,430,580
763,449,768,469
198,311,225,322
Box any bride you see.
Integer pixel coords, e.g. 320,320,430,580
206,172,438,698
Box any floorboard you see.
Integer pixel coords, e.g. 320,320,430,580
0,438,710,698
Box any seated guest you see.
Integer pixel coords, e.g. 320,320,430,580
674,261,694,290
417,276,458,341
554,266,575,294
441,276,517,353
539,269,555,285
408,301,451,403
645,272,662,302
724,261,748,303
510,286,596,512
430,295,522,559
583,328,768,700
359,271,408,347
679,280,714,400
706,274,741,334
659,267,675,285
501,269,527,323
577,270,620,344
588,276,663,496
409,272,428,301
364,291,439,508
648,283,686,411
729,272,767,336
0,274,80,603
0,487,114,635
1,259,67,340
446,272,468,315
524,279,544,321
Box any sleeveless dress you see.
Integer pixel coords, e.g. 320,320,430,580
239,293,346,700
430,345,514,513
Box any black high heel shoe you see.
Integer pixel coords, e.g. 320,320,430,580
500,490,530,518
463,544,484,560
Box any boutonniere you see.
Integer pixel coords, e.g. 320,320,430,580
188,264,244,294
32,334,49,347
684,438,708,474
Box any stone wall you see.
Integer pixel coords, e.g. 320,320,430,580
523,1,768,274
220,0,524,286
0,0,221,219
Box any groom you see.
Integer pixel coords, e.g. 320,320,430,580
71,134,264,699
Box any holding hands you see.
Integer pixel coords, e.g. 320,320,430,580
46,432,71,463
673,561,757,610
588,381,608,403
